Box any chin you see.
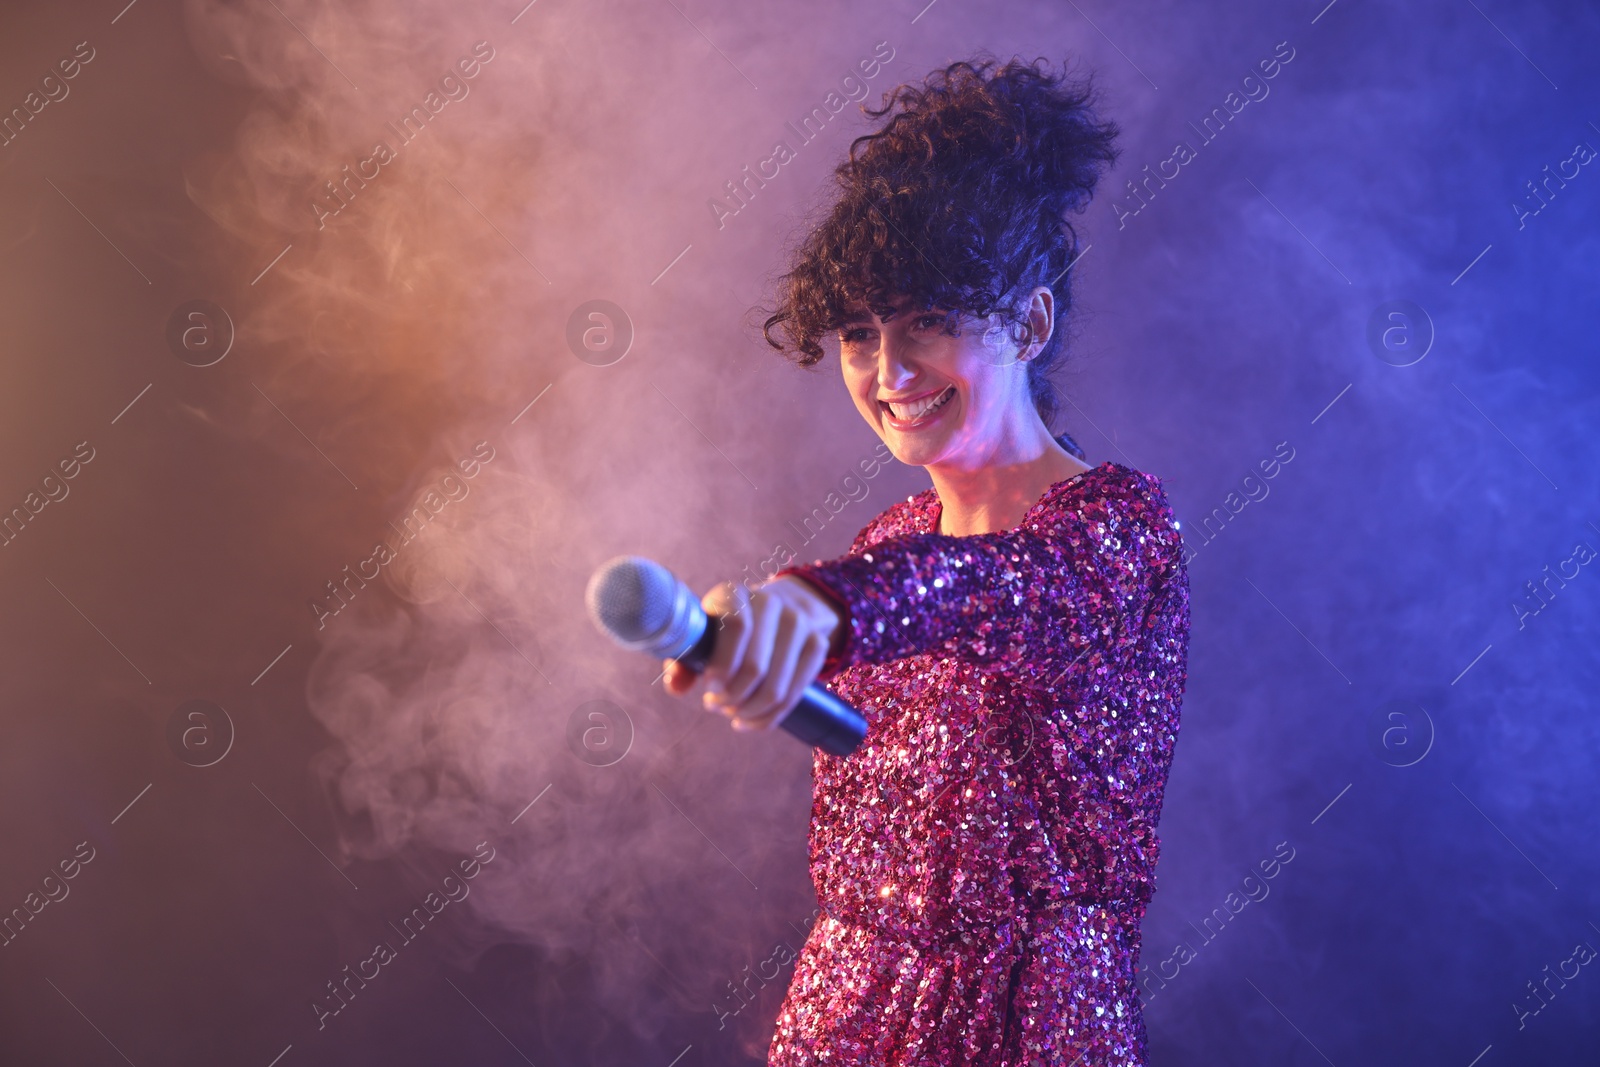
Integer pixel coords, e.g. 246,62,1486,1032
880,431,945,468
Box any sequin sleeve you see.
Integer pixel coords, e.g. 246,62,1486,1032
774,468,1178,683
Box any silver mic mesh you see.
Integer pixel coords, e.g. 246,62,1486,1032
586,555,700,657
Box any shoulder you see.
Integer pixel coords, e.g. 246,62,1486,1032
845,487,936,555
1047,461,1187,585
1067,461,1178,523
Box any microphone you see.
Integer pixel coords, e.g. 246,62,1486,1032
585,556,867,757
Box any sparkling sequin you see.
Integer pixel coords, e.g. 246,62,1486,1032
769,461,1191,1066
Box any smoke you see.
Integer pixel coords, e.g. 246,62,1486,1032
174,0,903,1043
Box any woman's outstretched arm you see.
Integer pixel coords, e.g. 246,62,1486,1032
774,467,1183,682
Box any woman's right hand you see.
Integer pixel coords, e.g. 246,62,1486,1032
662,575,842,734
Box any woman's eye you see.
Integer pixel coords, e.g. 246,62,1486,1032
841,328,872,344
914,314,948,331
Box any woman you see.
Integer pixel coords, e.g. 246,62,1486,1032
664,57,1190,1066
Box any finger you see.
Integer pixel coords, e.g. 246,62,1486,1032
725,590,780,706
705,689,739,718
662,659,696,696
704,582,750,694
781,632,829,726
737,631,826,732
735,606,804,726
707,578,751,617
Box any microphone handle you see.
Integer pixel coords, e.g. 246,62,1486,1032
676,614,867,758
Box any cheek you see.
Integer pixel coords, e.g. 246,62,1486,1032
842,367,874,412
960,371,1014,422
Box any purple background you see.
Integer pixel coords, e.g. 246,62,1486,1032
0,0,1595,1064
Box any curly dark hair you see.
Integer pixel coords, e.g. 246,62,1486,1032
761,55,1120,446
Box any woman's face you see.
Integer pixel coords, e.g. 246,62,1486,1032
837,293,1045,470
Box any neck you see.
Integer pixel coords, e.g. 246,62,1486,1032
928,414,1091,537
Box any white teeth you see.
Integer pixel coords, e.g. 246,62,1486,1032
887,386,954,421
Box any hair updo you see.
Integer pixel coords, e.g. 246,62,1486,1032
761,55,1120,459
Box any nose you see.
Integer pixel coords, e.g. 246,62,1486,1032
874,326,918,394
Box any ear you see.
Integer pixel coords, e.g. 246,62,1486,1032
1025,287,1055,357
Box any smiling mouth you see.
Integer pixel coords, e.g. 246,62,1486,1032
880,385,956,425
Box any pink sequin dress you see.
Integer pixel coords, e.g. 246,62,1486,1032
768,460,1190,1066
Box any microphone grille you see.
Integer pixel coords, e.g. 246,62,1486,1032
587,556,679,645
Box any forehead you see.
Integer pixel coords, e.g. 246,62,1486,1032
838,296,921,325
